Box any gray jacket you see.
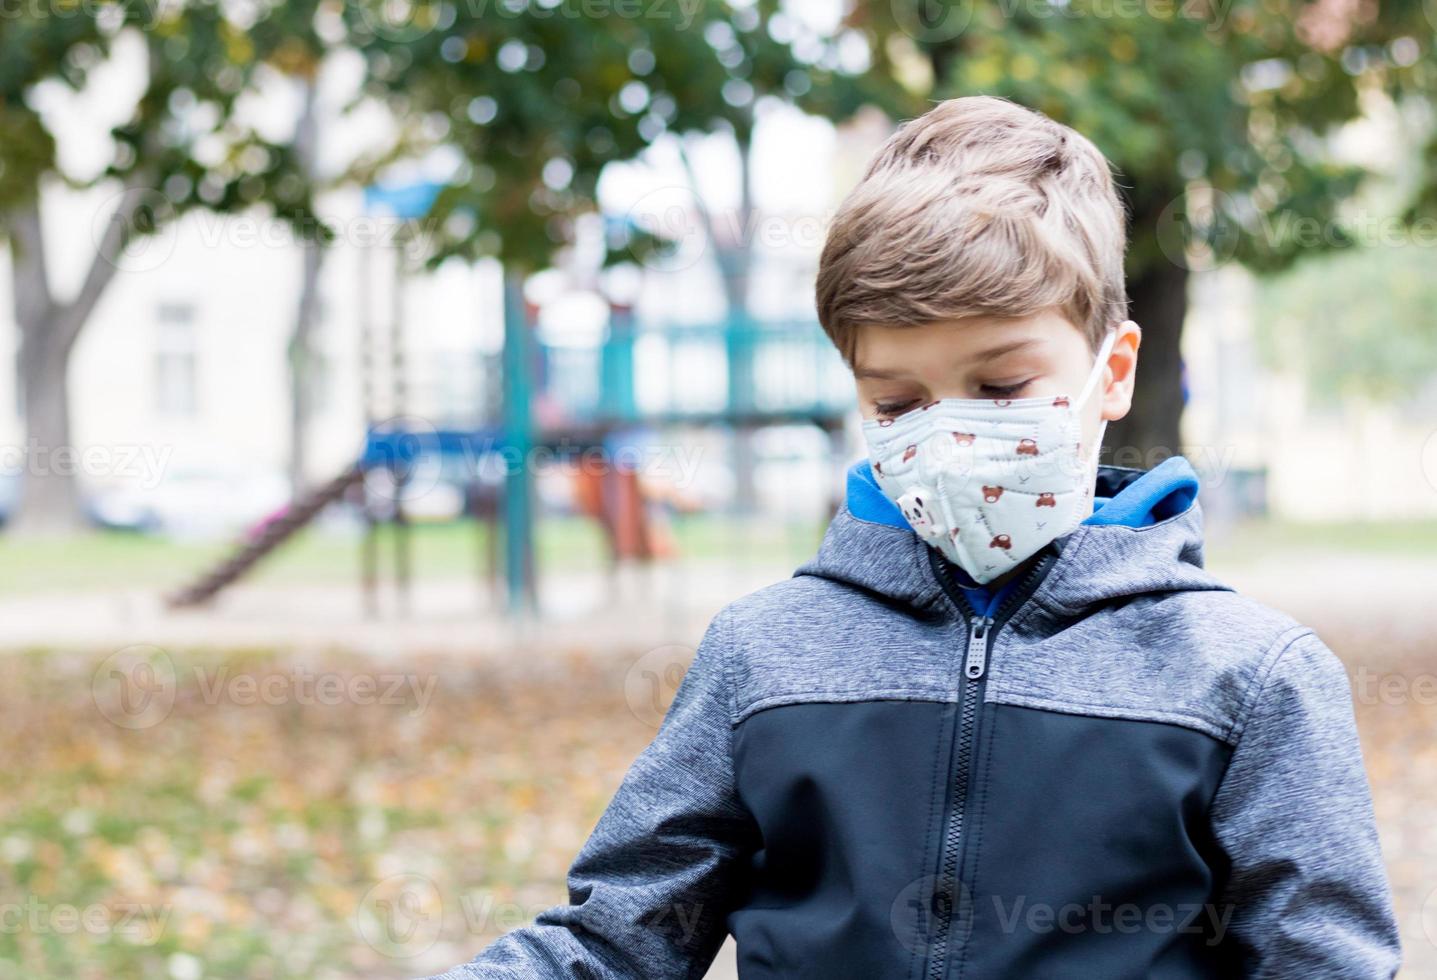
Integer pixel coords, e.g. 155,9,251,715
430,461,1400,979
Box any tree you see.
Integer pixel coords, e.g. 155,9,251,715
0,2,322,532
342,3,887,268
287,72,326,497
846,0,1432,460
243,4,331,499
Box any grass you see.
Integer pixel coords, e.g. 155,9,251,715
1205,517,1437,564
0,515,830,596
0,513,1431,597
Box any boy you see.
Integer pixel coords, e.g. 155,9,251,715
431,97,1400,978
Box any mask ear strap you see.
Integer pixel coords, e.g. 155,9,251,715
1076,328,1120,409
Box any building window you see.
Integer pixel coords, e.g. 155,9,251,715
155,301,198,417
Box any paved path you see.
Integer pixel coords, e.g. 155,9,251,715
0,552,1431,658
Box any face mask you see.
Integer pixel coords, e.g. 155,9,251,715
861,330,1118,585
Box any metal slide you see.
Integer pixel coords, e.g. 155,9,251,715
165,464,366,608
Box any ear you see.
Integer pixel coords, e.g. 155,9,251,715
1099,320,1142,423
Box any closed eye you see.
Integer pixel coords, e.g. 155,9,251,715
874,399,919,419
979,379,1033,398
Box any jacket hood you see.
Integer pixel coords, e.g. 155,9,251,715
797,457,1228,616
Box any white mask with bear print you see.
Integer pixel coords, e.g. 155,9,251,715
861,329,1118,585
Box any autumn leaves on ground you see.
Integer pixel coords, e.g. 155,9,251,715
0,646,666,979
1,561,1434,979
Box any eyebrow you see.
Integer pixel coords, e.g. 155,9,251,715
852,365,911,381
969,337,1043,361
853,338,1043,380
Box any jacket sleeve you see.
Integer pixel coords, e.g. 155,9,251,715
425,608,757,979
1209,628,1401,978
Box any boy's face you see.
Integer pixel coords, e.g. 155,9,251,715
851,309,1140,454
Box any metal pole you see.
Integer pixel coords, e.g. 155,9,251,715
358,238,379,618
600,299,636,422
501,268,536,615
391,253,412,617
727,309,758,514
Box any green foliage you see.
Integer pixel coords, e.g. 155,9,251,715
0,9,106,211
0,1,327,247
850,0,1435,278
6,0,1433,396
2,2,880,274
0,105,54,212
346,0,882,270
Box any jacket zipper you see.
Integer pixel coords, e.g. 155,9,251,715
926,549,1054,980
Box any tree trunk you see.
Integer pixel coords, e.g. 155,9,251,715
13,332,82,534
287,241,325,497
286,75,324,499
6,45,156,532
1104,258,1189,469
7,193,84,535
681,129,759,511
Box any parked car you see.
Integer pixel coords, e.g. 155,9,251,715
87,465,291,538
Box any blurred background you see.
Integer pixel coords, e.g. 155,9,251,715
2,0,1436,977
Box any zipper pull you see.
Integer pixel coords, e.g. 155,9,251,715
965,616,992,680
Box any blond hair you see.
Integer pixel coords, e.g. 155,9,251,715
816,96,1128,361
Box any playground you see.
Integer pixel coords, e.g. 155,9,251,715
147,183,855,619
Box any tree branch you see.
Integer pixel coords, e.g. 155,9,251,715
54,168,152,358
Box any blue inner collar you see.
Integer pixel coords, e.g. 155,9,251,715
843,455,1202,609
